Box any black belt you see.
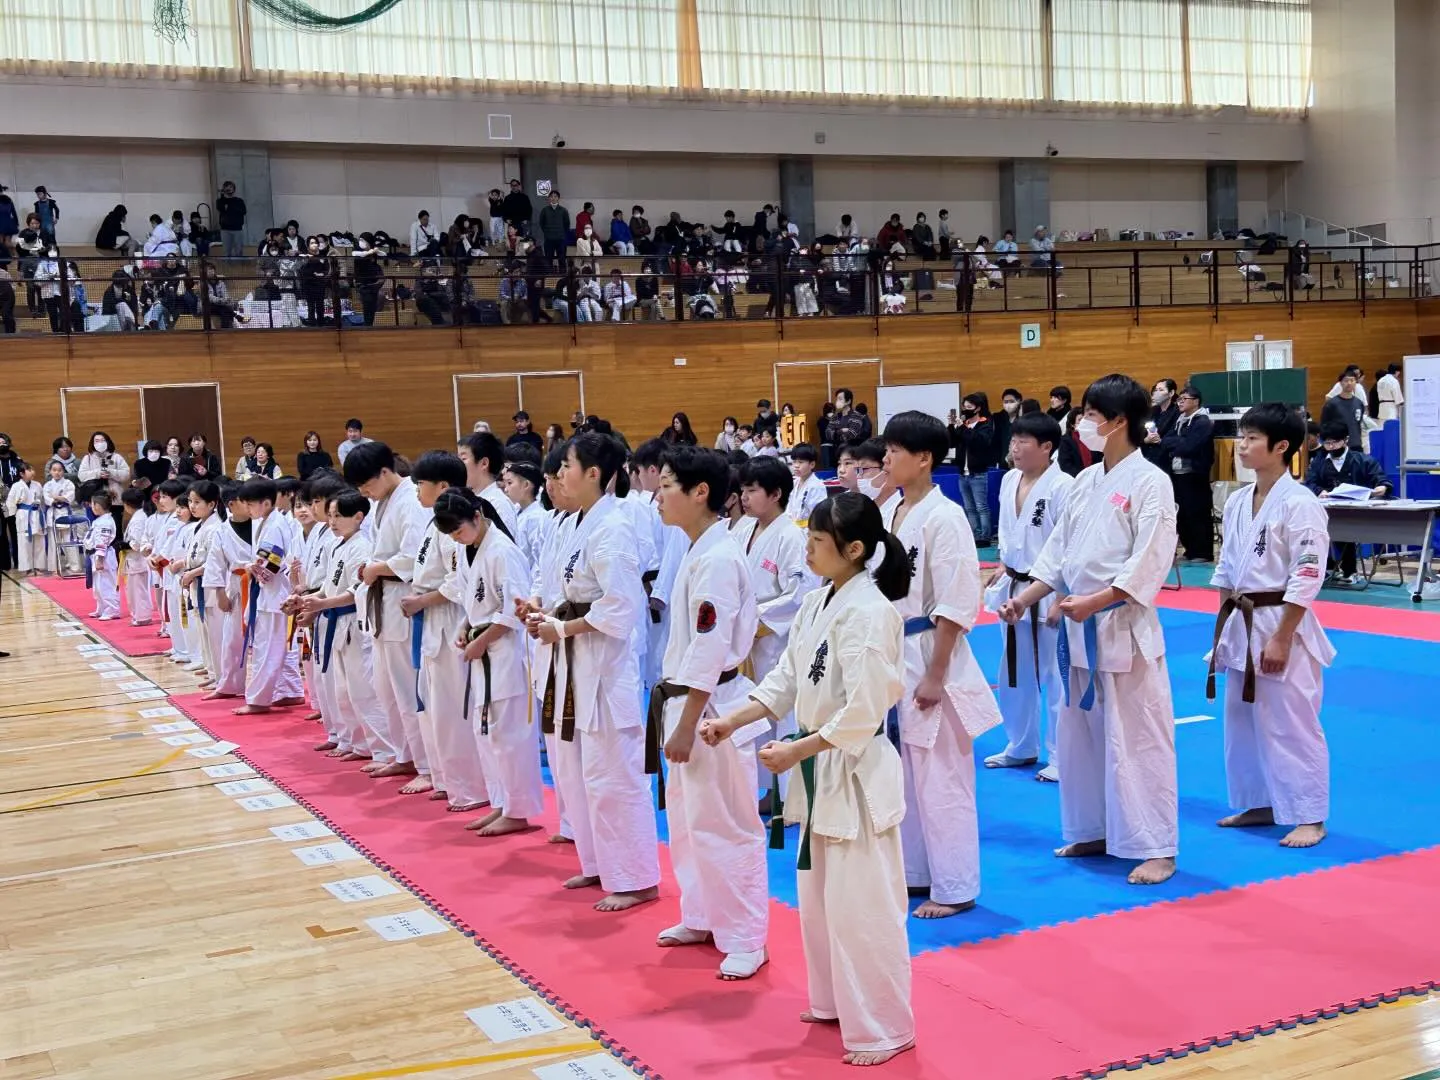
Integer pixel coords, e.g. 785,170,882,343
641,569,660,624
462,624,493,734
1003,566,1041,689
1205,591,1288,704
540,600,592,742
646,668,740,810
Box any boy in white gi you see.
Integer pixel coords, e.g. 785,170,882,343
85,492,121,620
345,441,434,786
180,482,225,680
881,411,1003,918
524,432,661,913
983,412,1074,783
436,487,540,835
164,499,201,668
405,453,491,815
630,439,688,689
203,491,253,701
120,489,155,626
289,476,346,747
787,443,828,524
236,477,301,715
1208,402,1332,848
702,491,915,1067
145,481,185,641
652,446,769,980
4,463,45,573
1000,374,1180,886
459,432,519,537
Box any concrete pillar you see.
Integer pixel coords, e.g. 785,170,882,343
1206,162,1239,237
999,160,1051,241
210,145,272,251
778,157,815,242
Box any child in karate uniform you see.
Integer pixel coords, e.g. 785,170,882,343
983,412,1074,783
502,460,548,573
880,411,1003,919
651,446,769,980
1208,402,1332,849
787,442,828,524
203,488,252,701
120,489,155,625
630,438,688,689
86,492,121,620
289,476,347,748
4,463,45,573
145,480,186,643
435,487,540,835
236,477,300,715
703,491,915,1067
181,482,225,682
1001,374,1180,886
44,461,77,563
164,496,202,667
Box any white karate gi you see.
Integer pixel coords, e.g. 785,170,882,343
246,508,296,708
356,478,432,769
187,514,222,676
1376,371,1404,424
297,523,337,741
983,463,1074,767
275,512,306,703
514,500,547,575
148,511,180,636
1210,474,1333,825
5,481,45,572
534,508,578,839
548,494,661,893
640,490,686,689
1029,450,1180,861
788,473,829,524
883,486,1002,907
619,491,661,675
661,519,769,956
207,520,252,697
478,481,520,539
167,521,201,663
43,477,76,561
750,573,913,1054
732,512,818,796
324,532,390,758
86,513,121,618
123,511,155,624
458,523,541,818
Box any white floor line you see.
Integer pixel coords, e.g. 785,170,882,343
0,733,145,755
0,836,281,885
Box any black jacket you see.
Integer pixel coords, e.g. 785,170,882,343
1158,410,1214,476
1305,450,1390,496
502,191,533,227
950,417,1001,473
216,196,247,231
1142,402,1180,468
178,451,223,480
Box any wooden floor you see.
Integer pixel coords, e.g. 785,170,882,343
2,571,1438,1080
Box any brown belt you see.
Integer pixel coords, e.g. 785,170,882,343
1205,591,1288,704
540,600,593,742
1004,566,1040,689
646,668,740,810
641,569,660,624
366,577,385,637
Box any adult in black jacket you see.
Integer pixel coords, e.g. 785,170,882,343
501,179,533,233
178,433,223,480
1305,419,1391,580
949,392,1000,543
1158,385,1215,561
95,205,131,256
1142,378,1180,469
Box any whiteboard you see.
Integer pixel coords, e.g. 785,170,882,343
1401,355,1440,463
876,382,962,432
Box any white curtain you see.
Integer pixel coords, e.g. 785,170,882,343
248,0,677,89
0,0,237,75
1190,0,1311,111
696,0,1044,101
1052,0,1185,105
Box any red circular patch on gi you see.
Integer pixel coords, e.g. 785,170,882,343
696,601,717,634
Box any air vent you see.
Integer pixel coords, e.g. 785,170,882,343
488,114,514,141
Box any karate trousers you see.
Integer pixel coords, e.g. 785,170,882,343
368,634,425,769
245,611,289,707
125,552,154,623
899,717,980,906
425,643,489,808
1223,651,1330,825
472,686,543,819
332,629,390,759
92,556,120,619
994,615,1062,768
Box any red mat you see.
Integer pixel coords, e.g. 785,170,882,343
30,575,170,656
176,693,1440,1080
1157,583,1440,641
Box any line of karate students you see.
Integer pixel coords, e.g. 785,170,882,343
121,377,1332,1068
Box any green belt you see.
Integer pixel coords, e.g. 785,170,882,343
768,719,886,871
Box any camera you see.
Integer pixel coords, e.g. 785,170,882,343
551,133,566,149
1046,143,1059,157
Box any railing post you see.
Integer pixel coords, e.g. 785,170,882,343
1359,248,1367,313
58,257,71,337
199,255,213,332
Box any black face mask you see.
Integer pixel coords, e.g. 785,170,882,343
1328,448,1346,459
962,409,978,417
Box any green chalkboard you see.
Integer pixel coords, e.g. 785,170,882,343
1188,368,1308,409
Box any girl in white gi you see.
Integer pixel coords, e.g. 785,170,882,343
502,460,548,574
44,460,77,560
733,456,818,801
85,492,122,620
1208,403,1332,849
236,476,301,715
1000,374,1180,886
4,462,45,573
403,453,491,814
345,441,434,787
702,490,914,1066
523,432,661,913
163,498,202,668
203,491,253,701
651,446,769,980
436,487,541,836
119,489,155,626
983,412,1075,783
180,482,225,680
145,481,185,643
631,439,689,690
459,432,520,538
881,411,1003,919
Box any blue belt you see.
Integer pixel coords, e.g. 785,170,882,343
241,577,262,665
320,604,357,673
1055,592,1127,712
195,583,206,620
409,610,426,711
885,616,938,746
17,503,44,550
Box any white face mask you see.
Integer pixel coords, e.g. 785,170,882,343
1076,417,1111,453
94,440,107,452
1003,401,1019,414
147,450,161,462
856,475,882,500
1152,390,1169,406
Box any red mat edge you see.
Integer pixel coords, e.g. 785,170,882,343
28,575,171,657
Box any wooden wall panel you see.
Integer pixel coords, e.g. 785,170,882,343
0,303,1420,472
62,389,143,459
518,374,583,440
455,375,522,444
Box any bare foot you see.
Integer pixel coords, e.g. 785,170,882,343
1219,807,1276,828
1280,823,1326,848
563,874,602,890
360,760,389,773
198,681,216,691
448,800,490,813
369,762,418,779
273,696,306,707
466,808,505,832
843,1041,915,1067
1127,857,1176,885
800,1013,841,1025
202,690,239,701
595,886,659,912
326,748,349,758
427,789,449,801
339,751,371,762
232,704,270,715
478,816,532,837
913,899,976,919
1055,840,1107,858
548,833,575,844
313,741,338,752
302,711,322,721
398,776,434,795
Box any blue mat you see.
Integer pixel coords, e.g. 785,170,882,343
643,608,1440,955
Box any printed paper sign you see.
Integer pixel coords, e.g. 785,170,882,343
202,763,254,778
139,706,181,718
365,910,449,941
216,779,273,796
466,997,567,1044
149,720,197,733
99,670,128,680
187,741,239,758
235,793,296,812
127,689,167,701
532,1055,635,1080
271,821,333,842
76,643,111,653
117,680,158,692
292,842,362,867
90,661,124,671
55,629,86,637
161,732,211,746
321,874,398,902
53,621,81,629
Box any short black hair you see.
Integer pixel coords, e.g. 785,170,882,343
835,388,854,406
157,478,191,499
1178,384,1202,404
431,486,514,541
882,411,950,468
504,459,543,496
460,432,505,478
1010,412,1064,455
568,431,627,489
143,439,163,455
504,442,543,467
1156,378,1178,394
304,475,348,505
739,455,794,509
238,477,278,503
330,489,369,519
661,446,730,513
790,442,818,464
1001,387,1022,402
631,437,667,471
411,450,468,488
542,444,567,478
1081,374,1150,449
121,487,149,510
1238,403,1306,464
52,436,73,452
90,491,113,511
1320,420,1349,443
275,476,301,497
342,440,396,486
852,438,887,466
346,418,364,430
1049,386,1072,403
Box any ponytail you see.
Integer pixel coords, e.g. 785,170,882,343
807,491,913,602
870,532,911,602
190,478,227,521
477,492,515,542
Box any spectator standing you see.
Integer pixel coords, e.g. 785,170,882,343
48,437,80,480
1376,362,1404,422
877,214,907,254
1143,379,1180,469
296,430,333,479
0,183,17,242
538,191,571,268
937,209,953,260
33,186,59,243
506,411,544,454
78,431,130,499
1320,371,1367,451
95,205,131,257
1159,385,1215,562
337,419,371,465
502,178,533,234
0,268,14,334
487,187,506,246
951,392,998,543
752,399,780,439
216,181,247,258
911,212,936,261
134,440,171,490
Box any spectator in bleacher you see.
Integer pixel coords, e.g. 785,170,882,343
662,413,698,446
994,229,1020,271
714,418,740,454
298,237,333,326
282,221,303,256
215,180,246,258
608,210,635,256
95,205,132,258
101,270,137,331
877,213,907,255
410,210,441,260
0,183,17,243
752,399,779,439
164,211,191,258
65,261,87,332
33,187,59,244
880,259,906,314
520,241,552,324
911,212,937,261
576,264,604,321
33,245,63,333
499,266,528,324
502,179,532,234
750,205,773,252
936,209,953,261
353,233,385,326
502,223,523,259
629,205,652,253
538,191,571,269
486,187,506,247
142,214,179,261
714,210,743,253
1143,379,1180,469
1029,226,1060,272
953,250,975,313
575,202,595,239
17,214,45,317
657,211,686,252
1159,385,1215,562
199,264,246,328
576,223,603,262
189,212,211,257
602,268,635,321
1287,240,1312,294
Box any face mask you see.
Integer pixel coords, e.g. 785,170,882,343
1003,401,1019,414
724,425,735,434
147,450,161,462
856,476,881,500
962,407,978,418
1328,448,1346,460
94,440,107,452
1152,391,1169,405
1076,417,1110,452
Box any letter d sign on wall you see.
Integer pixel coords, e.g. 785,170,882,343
1020,322,1041,349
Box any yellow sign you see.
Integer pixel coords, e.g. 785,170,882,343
781,413,808,447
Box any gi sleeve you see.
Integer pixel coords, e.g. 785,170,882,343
1208,490,1242,593
439,538,465,606
820,605,904,758
1112,470,1179,608
493,542,530,632
756,526,814,637
926,509,979,631
750,614,802,723
1283,495,1330,608
651,523,686,606
672,558,741,694
1029,488,1074,593
385,495,429,583
585,518,642,642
